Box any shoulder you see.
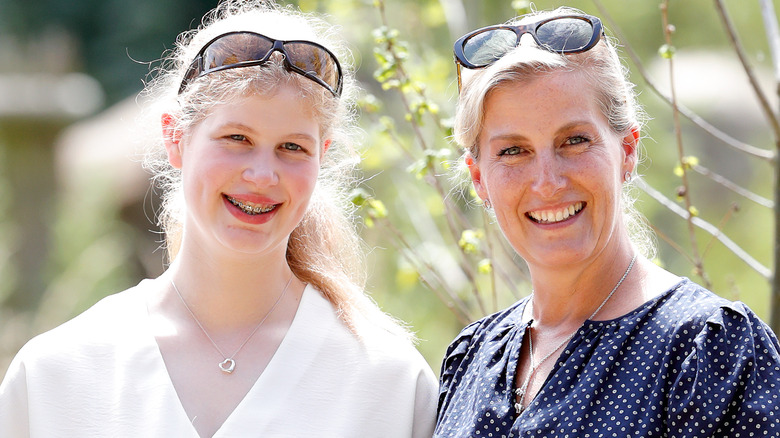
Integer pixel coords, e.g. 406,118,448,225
438,298,527,387
647,279,780,370
299,284,435,376
443,298,527,361
659,282,780,433
657,279,769,336
10,281,150,367
295,285,438,428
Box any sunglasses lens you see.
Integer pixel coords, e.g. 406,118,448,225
202,33,274,71
536,18,595,52
462,28,518,67
284,42,340,92
180,32,343,96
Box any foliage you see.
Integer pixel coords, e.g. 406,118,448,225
0,0,777,373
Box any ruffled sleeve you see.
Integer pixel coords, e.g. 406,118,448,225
666,302,780,437
436,319,483,414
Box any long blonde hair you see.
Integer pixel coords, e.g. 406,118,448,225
142,0,411,340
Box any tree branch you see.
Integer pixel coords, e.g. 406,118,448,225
638,179,771,278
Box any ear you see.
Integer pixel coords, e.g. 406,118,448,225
465,152,488,202
621,125,640,175
322,139,331,156
162,113,184,169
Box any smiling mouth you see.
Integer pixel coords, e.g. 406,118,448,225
225,195,279,215
526,202,584,224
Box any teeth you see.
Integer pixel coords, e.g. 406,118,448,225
226,195,276,215
528,202,583,224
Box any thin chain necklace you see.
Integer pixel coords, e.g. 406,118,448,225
170,273,293,374
514,254,637,415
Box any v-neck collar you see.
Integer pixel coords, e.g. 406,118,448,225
141,281,315,436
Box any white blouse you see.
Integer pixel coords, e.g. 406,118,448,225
0,281,438,437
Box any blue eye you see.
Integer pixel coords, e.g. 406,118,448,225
228,134,247,141
281,142,303,151
565,136,589,145
499,146,523,156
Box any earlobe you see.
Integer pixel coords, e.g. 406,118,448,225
161,113,184,169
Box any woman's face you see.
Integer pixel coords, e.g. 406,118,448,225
166,85,322,260
467,70,637,270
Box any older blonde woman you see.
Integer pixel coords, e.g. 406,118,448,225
435,8,780,437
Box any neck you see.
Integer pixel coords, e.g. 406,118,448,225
164,241,298,330
526,245,638,328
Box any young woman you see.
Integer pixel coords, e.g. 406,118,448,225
0,1,437,436
435,8,780,437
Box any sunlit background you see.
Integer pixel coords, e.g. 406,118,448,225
0,0,777,376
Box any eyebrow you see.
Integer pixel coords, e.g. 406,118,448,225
218,122,318,143
486,120,596,143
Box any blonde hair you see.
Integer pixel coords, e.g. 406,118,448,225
455,7,654,258
143,0,411,340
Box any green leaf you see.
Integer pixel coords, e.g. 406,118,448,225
511,0,531,14
349,187,371,206
477,258,493,274
367,199,388,219
658,44,676,59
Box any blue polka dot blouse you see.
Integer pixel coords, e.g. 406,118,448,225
435,279,780,437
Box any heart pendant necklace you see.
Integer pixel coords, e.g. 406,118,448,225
170,273,292,374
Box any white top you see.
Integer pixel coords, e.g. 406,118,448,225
0,281,438,437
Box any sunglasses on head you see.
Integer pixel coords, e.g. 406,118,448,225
178,31,343,97
453,14,603,89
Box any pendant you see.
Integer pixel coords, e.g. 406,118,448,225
513,387,525,415
219,358,236,374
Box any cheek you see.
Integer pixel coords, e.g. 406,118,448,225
290,164,321,198
483,166,519,202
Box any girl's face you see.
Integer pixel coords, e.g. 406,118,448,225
165,85,323,261
467,70,637,270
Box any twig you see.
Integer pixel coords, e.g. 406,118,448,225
591,0,775,162
643,219,697,266
660,0,710,287
379,217,474,323
638,179,771,278
758,0,780,331
759,0,780,85
691,163,774,208
701,203,739,258
714,0,780,139
375,0,490,312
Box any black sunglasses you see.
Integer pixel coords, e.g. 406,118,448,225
178,31,343,97
453,14,603,89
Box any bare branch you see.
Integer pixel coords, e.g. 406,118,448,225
702,203,739,258
691,163,774,208
591,0,775,162
638,179,771,278
758,0,780,84
660,0,710,287
714,0,780,141
379,217,474,324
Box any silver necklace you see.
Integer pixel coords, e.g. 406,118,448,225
170,273,293,374
514,254,636,415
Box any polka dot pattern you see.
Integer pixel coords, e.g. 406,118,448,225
435,279,780,437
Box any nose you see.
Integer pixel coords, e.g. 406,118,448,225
242,150,279,186
529,152,566,198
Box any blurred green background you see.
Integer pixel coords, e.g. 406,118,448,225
0,0,777,376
